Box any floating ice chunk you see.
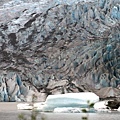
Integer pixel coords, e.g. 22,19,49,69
95,108,111,112
54,107,82,113
117,107,120,112
36,92,99,112
17,103,33,110
94,101,111,112
34,102,45,110
53,107,93,113
46,92,99,104
94,101,108,109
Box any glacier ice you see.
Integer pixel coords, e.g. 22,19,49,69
93,100,109,112
54,107,82,113
17,103,33,110
35,92,99,112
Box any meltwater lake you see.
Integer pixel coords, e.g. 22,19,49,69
0,102,120,120
0,111,120,120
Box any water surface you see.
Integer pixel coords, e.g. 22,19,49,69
0,103,120,120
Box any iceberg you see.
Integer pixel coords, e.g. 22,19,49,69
117,107,120,112
17,103,33,110
93,101,110,112
54,107,82,113
94,100,120,112
35,92,99,112
33,102,45,110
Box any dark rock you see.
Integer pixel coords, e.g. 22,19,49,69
106,99,120,109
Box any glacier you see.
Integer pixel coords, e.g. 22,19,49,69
0,0,120,102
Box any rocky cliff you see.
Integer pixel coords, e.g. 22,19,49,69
0,0,120,102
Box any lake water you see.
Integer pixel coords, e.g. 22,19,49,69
0,102,120,120
0,111,120,120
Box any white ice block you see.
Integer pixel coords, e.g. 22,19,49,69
93,100,114,112
36,92,99,112
17,103,33,110
54,107,82,113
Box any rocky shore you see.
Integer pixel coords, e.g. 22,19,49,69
0,0,120,102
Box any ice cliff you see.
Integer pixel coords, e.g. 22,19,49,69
0,0,120,101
